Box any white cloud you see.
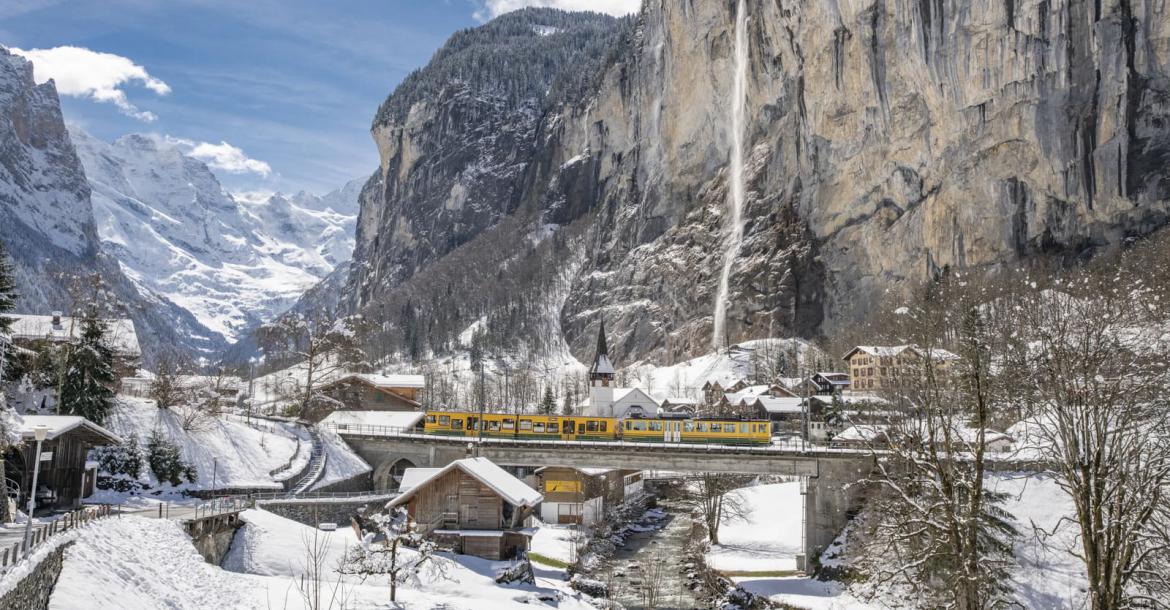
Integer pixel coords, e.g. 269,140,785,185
178,139,273,178
9,45,169,122
472,0,641,21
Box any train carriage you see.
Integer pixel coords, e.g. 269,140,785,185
621,417,771,445
424,411,617,441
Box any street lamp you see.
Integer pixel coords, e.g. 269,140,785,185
22,425,48,558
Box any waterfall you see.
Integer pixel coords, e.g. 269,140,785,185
712,0,749,351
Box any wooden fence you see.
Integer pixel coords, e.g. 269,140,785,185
0,504,114,572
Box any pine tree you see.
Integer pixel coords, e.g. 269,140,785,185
0,240,15,338
540,386,556,415
60,309,116,424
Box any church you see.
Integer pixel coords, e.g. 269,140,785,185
578,321,659,418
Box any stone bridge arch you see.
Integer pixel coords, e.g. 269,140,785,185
373,458,417,491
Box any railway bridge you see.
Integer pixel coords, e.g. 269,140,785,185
328,424,874,563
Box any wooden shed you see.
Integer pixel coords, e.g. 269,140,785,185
6,416,122,512
387,457,542,560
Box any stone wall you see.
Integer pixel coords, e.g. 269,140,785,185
0,540,73,610
257,500,385,528
313,472,373,494
185,513,244,565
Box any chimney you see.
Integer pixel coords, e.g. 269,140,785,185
51,311,62,326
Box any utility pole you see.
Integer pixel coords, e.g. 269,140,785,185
23,426,48,557
477,360,485,457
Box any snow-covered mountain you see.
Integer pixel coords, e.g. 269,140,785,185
70,127,358,343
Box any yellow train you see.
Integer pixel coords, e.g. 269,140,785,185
422,410,771,445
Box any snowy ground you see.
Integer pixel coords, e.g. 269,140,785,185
103,396,299,491
310,426,372,491
528,520,584,564
704,481,804,573
52,509,605,609
727,472,1089,609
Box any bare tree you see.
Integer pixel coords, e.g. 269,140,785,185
294,522,348,610
688,474,750,544
1011,268,1170,609
150,353,188,409
257,310,369,420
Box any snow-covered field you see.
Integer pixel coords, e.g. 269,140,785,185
311,426,372,491
103,396,299,491
729,473,1089,609
705,481,804,573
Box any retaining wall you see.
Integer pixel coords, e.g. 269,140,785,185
185,513,245,565
257,499,384,528
0,540,73,610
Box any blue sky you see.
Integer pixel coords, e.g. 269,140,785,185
1,1,638,195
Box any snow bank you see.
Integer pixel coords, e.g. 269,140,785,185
104,397,297,491
705,481,804,572
223,509,360,578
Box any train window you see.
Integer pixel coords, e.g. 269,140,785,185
520,420,533,431
632,421,644,431
711,423,722,432
452,419,464,430
697,423,707,432
685,421,694,432
534,423,545,433
650,421,663,431
564,421,575,434
586,421,598,432
489,420,500,431
599,421,607,432
740,423,748,433
438,415,450,425
425,415,436,424
503,419,515,430
624,420,632,430
548,422,559,433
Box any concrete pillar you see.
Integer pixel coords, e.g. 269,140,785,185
802,457,873,569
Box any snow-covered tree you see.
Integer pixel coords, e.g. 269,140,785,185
539,385,556,414
0,240,22,522
340,508,449,603
59,309,116,424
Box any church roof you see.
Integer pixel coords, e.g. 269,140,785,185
589,320,615,376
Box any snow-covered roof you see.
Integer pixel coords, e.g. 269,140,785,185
397,467,442,493
753,396,804,414
591,354,615,375
356,373,425,389
660,396,699,405
834,425,889,443
388,457,542,509
578,387,660,409
19,415,122,445
8,314,141,357
319,410,424,430
843,345,960,363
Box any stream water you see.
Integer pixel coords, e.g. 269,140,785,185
597,499,705,610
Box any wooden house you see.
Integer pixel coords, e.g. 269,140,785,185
805,372,851,396
386,458,542,560
534,466,632,526
701,379,748,406
8,312,141,382
6,416,122,512
309,373,424,422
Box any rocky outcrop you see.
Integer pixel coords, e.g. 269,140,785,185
340,0,1170,365
0,47,222,362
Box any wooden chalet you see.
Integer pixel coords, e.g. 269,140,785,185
8,312,141,382
310,373,424,423
387,458,542,560
6,416,122,512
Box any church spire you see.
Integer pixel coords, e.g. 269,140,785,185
589,319,615,382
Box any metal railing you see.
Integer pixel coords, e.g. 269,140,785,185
252,489,399,503
189,496,255,521
0,504,114,574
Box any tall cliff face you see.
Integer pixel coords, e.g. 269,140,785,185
0,48,222,363
342,0,1170,366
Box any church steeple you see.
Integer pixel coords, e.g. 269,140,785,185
589,320,615,384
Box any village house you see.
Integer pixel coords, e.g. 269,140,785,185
842,345,959,391
717,383,798,416
701,379,749,406
309,373,425,423
5,416,122,513
580,322,660,418
658,396,699,416
386,457,542,560
534,466,633,526
805,371,851,396
9,312,141,382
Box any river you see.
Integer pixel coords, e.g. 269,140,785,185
597,498,707,609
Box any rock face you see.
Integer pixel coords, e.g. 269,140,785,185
0,47,223,362
339,0,1170,365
